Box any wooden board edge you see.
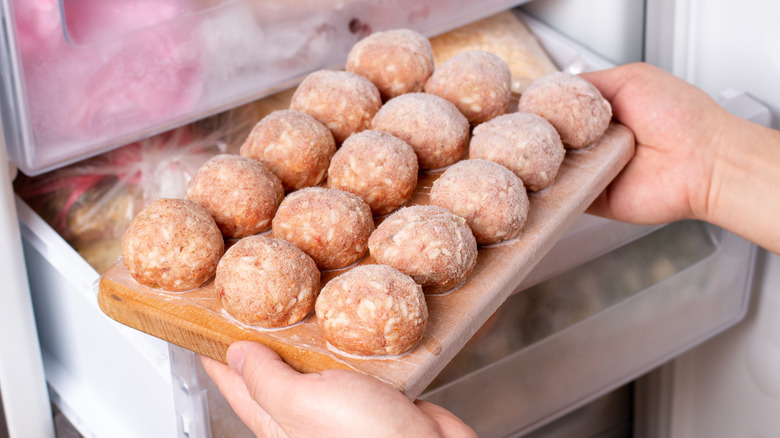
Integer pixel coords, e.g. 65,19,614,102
97,275,357,375
401,122,636,399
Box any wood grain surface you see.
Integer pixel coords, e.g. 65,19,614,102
98,121,634,399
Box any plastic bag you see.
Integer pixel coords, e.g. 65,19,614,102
15,104,258,274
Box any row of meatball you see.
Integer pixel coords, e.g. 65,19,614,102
119,190,474,357
235,27,611,242
120,27,612,357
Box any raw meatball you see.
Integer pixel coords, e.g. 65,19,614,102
216,235,320,328
518,71,612,149
424,50,512,125
121,198,224,292
346,28,434,101
327,130,418,216
368,205,477,294
240,110,336,191
469,112,565,191
315,264,427,356
186,154,284,239
290,69,382,144
430,159,529,245
272,187,374,270
370,93,469,170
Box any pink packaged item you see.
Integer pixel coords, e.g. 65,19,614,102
12,0,203,145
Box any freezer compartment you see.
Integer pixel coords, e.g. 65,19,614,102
1,0,531,175
419,221,756,437
17,203,656,438
16,197,178,438
17,205,657,438
13,11,651,436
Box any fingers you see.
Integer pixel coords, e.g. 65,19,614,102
200,354,276,436
228,341,308,419
585,188,614,220
415,400,477,438
209,342,477,438
579,62,651,102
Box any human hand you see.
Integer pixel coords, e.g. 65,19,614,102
580,62,732,225
201,341,477,438
582,62,780,254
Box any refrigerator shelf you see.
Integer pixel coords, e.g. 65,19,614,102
1,0,531,176
420,220,756,437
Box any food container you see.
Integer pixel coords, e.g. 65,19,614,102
1,0,528,175
420,220,755,437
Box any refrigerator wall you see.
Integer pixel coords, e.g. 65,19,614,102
642,1,780,436
0,137,53,437
521,0,645,65
530,0,780,436
645,0,780,129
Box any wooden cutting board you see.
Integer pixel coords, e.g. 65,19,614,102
98,11,634,399
98,120,634,399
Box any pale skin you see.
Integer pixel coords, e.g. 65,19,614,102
201,342,477,438
581,62,780,254
202,62,780,438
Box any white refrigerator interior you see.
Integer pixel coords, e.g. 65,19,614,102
536,0,780,436
534,1,780,435
1,0,778,437
0,143,54,437
643,1,780,436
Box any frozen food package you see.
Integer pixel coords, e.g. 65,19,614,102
13,0,204,146
14,104,258,274
429,10,559,94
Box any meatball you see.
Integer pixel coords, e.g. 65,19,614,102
290,69,382,144
424,50,512,125
430,159,529,245
370,93,469,170
469,112,565,191
327,130,418,216
368,205,477,294
346,28,434,101
517,71,612,149
121,198,224,292
186,154,284,238
316,264,427,356
272,187,374,270
216,235,320,328
240,110,336,191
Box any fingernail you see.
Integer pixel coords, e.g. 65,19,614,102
227,344,245,375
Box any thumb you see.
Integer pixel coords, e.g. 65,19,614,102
415,400,477,438
226,340,285,375
226,341,303,414
579,64,640,103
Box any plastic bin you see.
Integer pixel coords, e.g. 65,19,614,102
1,0,529,175
419,220,756,437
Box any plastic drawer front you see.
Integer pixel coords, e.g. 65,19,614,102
1,0,529,175
16,198,177,438
419,221,755,437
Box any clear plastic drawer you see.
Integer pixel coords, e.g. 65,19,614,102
1,0,528,175
419,221,756,437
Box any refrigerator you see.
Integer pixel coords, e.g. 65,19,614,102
1,0,777,437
